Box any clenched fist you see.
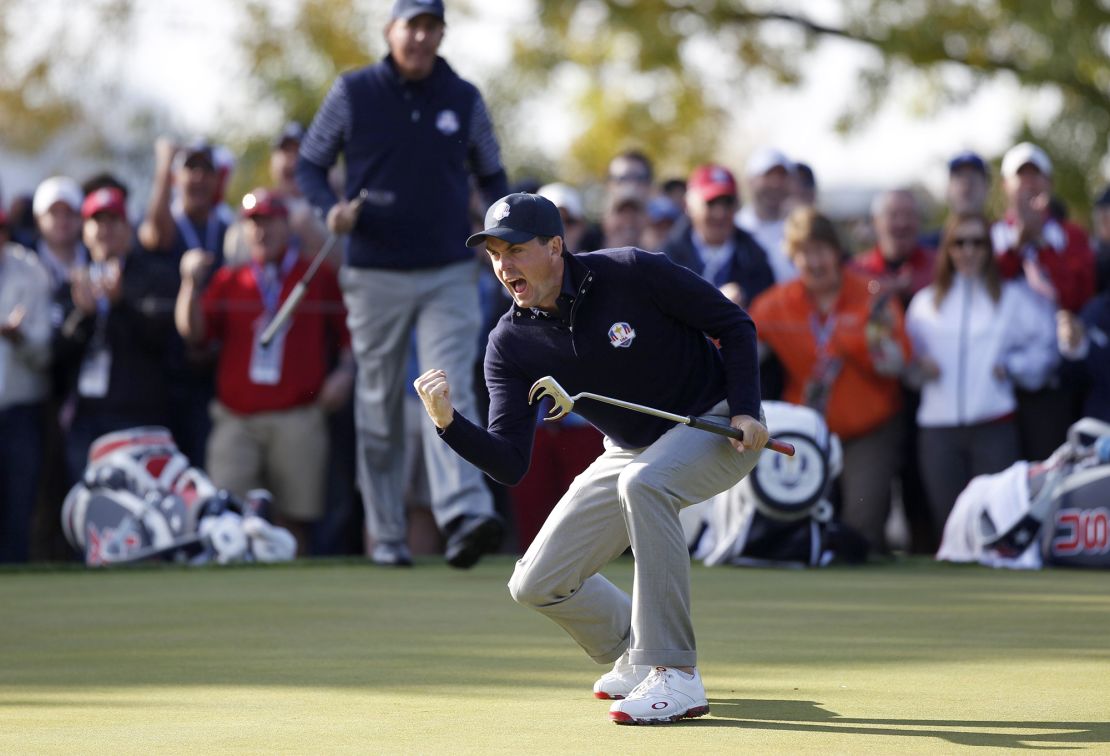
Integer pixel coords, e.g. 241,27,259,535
414,368,455,430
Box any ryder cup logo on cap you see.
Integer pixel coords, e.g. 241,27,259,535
465,193,565,248
608,322,636,348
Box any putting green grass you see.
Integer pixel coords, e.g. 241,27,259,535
2,557,1109,754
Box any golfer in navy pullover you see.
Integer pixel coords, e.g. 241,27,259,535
415,193,769,726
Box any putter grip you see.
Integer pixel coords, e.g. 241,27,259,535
686,416,795,456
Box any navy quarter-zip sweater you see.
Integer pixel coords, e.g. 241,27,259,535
297,55,508,270
441,248,761,485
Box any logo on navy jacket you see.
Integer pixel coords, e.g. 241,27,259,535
436,109,460,135
608,322,636,348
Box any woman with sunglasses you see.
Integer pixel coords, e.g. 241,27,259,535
905,212,1057,539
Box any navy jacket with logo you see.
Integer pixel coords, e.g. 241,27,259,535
297,55,507,270
441,248,761,485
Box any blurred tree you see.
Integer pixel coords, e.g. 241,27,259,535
519,0,1110,215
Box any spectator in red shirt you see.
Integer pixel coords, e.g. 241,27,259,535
854,189,935,308
175,189,353,552
991,142,1095,459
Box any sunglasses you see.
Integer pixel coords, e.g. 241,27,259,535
609,173,651,184
950,236,987,249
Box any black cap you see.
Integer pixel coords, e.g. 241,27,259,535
391,0,445,21
466,193,565,248
1095,185,1110,208
948,150,988,176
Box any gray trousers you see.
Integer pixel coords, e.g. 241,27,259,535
918,419,1020,540
508,403,762,668
340,261,496,544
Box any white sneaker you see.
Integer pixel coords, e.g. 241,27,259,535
593,651,650,700
608,666,709,725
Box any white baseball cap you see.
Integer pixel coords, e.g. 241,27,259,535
32,176,83,217
745,147,793,178
1001,142,1052,180
537,182,585,221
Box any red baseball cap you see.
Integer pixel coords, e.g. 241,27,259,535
81,187,128,220
241,188,289,219
687,164,737,202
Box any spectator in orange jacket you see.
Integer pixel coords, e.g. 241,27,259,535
750,206,911,552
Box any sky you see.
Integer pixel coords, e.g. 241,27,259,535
0,0,1072,210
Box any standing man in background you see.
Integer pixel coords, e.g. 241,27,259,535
297,0,509,568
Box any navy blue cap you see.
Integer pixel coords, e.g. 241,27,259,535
391,0,444,21
948,150,988,176
466,193,565,248
1095,185,1110,208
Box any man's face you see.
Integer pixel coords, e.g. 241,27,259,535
269,142,299,191
1005,164,1051,209
602,200,646,248
749,166,790,220
485,235,563,311
245,214,291,264
874,191,920,262
688,193,737,246
386,14,444,81
947,166,989,215
607,156,652,201
176,155,220,216
36,201,81,248
83,213,132,262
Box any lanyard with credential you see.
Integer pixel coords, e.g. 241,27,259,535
809,311,838,356
250,249,300,317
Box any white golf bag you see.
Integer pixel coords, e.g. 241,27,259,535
62,426,296,566
937,418,1110,570
682,401,862,567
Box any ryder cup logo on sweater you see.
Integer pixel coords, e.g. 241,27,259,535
436,109,460,135
608,322,636,348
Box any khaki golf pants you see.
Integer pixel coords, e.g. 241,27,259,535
508,402,762,668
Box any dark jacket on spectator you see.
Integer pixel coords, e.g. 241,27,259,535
659,217,775,305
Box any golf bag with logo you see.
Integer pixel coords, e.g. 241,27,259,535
682,401,868,567
937,418,1110,570
61,427,296,566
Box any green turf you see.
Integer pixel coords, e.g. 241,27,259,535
2,557,1109,754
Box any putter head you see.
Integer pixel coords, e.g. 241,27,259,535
528,376,573,421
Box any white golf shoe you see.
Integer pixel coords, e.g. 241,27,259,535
593,651,650,700
608,666,709,725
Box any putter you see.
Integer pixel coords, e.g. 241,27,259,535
528,375,795,456
259,189,368,347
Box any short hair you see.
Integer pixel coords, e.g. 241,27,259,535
870,188,917,220
784,206,846,259
610,149,654,182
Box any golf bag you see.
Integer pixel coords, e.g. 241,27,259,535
937,418,1110,570
682,401,866,567
61,426,296,566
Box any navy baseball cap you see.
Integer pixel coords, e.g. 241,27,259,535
391,0,444,21
1094,185,1110,208
948,150,988,176
466,193,565,248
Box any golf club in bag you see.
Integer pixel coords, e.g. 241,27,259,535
259,189,367,347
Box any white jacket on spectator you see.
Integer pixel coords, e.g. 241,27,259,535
907,276,1057,428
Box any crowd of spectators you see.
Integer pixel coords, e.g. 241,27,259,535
2,5,1109,565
